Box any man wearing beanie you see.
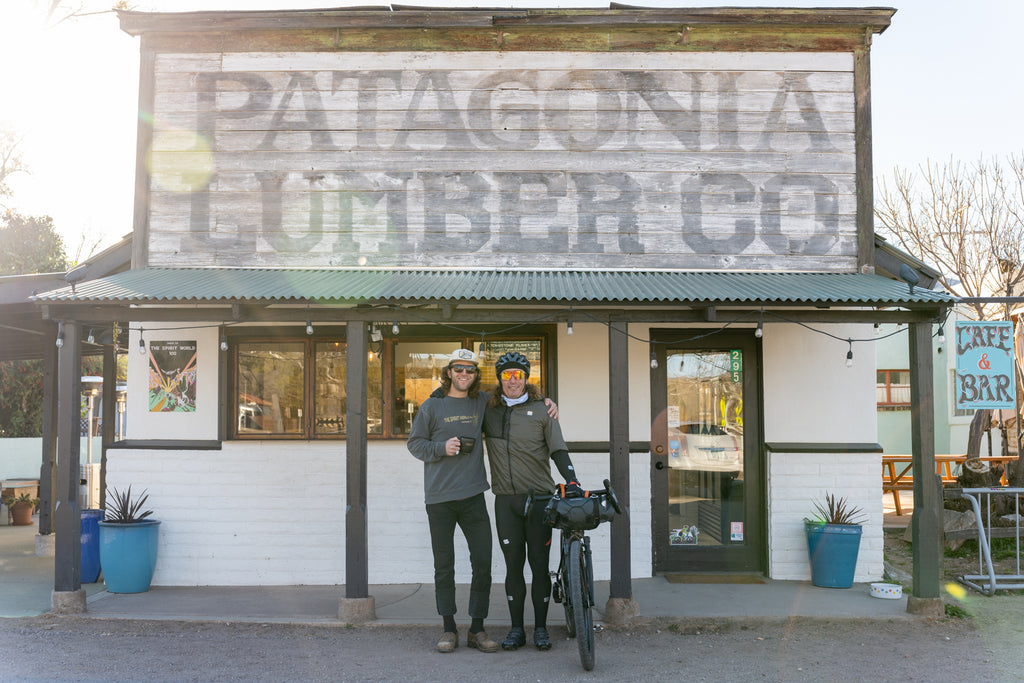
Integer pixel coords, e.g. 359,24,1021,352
483,351,582,652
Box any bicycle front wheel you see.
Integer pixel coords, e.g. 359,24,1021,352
568,539,595,671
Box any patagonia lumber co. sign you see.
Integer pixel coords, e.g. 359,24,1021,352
955,321,1017,410
146,51,859,270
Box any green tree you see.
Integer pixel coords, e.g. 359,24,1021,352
0,211,69,275
0,356,120,437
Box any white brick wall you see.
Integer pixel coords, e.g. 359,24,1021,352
767,451,884,582
107,443,654,586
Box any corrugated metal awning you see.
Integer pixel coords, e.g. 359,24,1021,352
32,267,955,309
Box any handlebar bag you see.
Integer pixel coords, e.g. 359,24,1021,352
543,495,602,530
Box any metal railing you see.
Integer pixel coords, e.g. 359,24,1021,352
951,487,1024,595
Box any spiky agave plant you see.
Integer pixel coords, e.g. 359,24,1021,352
104,486,154,523
811,493,866,525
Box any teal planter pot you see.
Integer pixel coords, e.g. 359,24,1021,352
805,521,862,588
98,520,161,593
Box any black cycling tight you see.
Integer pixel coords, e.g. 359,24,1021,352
494,493,553,628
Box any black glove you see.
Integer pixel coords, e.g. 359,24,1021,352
563,481,584,498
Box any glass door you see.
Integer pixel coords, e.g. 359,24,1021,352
650,331,761,573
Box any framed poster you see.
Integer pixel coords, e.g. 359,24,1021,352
148,340,197,412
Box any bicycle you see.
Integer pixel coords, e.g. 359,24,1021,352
535,479,622,671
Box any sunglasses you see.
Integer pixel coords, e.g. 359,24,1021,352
500,369,526,381
450,365,478,374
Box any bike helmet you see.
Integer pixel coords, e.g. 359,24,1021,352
495,351,530,378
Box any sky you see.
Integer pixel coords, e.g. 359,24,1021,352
1,0,1023,258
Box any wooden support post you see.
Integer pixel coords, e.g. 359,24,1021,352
54,322,82,594
345,321,369,599
607,322,632,599
101,343,116,511
38,337,58,536
908,321,943,614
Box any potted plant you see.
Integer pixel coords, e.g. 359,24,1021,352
2,492,40,526
98,486,161,593
804,493,866,588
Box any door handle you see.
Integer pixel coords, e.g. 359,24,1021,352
654,461,665,470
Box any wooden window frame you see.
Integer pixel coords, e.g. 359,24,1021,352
225,324,556,440
876,368,911,411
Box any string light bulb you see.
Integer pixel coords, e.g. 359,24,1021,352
55,324,65,349
86,329,96,345
937,328,946,344
650,350,658,369
567,319,574,335
754,321,763,339
220,327,228,352
392,319,400,336
845,340,853,368
306,317,314,336
138,336,147,356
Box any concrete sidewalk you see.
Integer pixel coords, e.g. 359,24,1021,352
2,516,919,625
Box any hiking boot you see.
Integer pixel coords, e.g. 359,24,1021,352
533,626,552,651
467,630,499,653
502,627,527,650
436,631,458,653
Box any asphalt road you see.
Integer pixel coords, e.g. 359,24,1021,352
0,612,1016,683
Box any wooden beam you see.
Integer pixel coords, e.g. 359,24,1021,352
132,47,155,269
854,43,875,274
37,303,950,326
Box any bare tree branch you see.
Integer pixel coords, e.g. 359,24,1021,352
875,155,1024,321
0,127,29,206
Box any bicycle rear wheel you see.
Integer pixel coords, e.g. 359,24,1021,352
569,539,595,670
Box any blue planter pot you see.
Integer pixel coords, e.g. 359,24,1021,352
805,521,862,588
80,509,104,584
98,520,161,593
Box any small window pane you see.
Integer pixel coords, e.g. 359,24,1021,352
314,342,383,436
237,342,304,435
395,342,461,432
890,370,911,403
315,343,346,435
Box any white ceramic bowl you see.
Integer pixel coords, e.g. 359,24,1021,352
870,582,903,599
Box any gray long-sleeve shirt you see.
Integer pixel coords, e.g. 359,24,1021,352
407,393,489,505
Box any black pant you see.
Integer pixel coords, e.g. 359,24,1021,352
425,492,492,618
494,493,553,628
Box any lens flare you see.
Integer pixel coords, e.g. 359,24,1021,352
945,582,967,600
147,130,214,192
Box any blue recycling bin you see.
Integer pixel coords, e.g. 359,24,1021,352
81,509,104,583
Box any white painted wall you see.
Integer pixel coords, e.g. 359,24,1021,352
762,322,883,582
118,319,882,585
106,441,651,586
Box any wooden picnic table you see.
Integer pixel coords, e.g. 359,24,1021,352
882,455,1018,515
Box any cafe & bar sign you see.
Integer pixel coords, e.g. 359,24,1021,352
955,321,1017,410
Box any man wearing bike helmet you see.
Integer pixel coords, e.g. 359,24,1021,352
407,347,558,654
483,351,583,652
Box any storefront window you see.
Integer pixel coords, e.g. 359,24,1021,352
230,327,551,439
237,342,305,435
